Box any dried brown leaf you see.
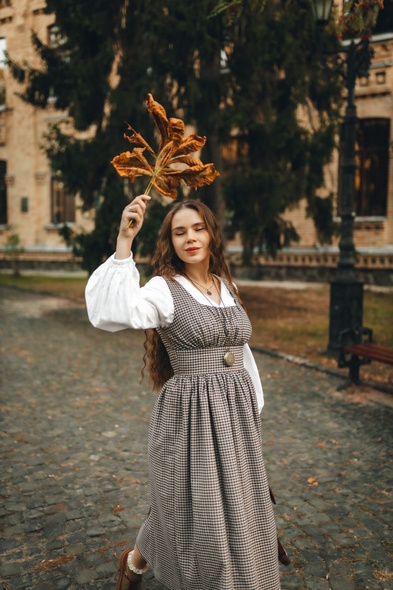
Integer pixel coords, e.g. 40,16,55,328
175,163,220,190
112,504,127,514
152,176,178,200
111,93,219,203
146,93,169,151
155,141,176,169
38,555,74,570
172,134,207,158
111,149,153,182
307,476,319,487
169,118,185,147
123,126,155,157
171,155,203,167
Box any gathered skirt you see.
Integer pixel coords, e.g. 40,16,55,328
136,366,281,590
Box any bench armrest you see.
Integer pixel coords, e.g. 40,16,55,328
338,326,373,369
339,326,373,347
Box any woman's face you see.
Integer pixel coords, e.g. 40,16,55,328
171,207,211,268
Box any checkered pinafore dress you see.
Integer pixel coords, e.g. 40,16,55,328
136,278,280,590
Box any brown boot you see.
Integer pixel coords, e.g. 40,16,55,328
115,550,143,590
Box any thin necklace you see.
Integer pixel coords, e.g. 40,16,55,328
185,273,215,296
184,275,235,367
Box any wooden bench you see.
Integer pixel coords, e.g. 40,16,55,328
338,327,393,386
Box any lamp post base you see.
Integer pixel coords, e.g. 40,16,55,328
327,279,364,355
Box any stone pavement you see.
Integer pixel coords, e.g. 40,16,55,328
1,286,392,590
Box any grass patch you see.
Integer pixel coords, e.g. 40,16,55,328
0,273,88,302
240,284,393,387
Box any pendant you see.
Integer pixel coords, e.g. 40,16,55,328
207,290,212,295
223,351,235,367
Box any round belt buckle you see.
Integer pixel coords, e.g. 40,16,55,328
223,351,235,367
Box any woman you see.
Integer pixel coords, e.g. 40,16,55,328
85,196,281,590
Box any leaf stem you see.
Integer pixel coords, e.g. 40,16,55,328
144,180,153,195
126,180,153,229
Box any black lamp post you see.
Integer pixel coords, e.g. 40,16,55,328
310,0,334,27
311,0,372,354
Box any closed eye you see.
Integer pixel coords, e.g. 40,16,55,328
172,224,206,236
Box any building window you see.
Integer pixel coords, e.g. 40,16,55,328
51,171,75,224
338,118,390,217
355,118,389,217
0,160,7,224
373,2,393,35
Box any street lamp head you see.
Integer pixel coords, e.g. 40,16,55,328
311,0,334,26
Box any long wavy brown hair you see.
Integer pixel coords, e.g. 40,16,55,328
143,199,238,391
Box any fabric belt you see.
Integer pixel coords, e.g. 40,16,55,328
169,345,244,375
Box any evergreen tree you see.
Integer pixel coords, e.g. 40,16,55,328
221,0,342,263
8,0,345,271
148,0,228,222
9,1,163,273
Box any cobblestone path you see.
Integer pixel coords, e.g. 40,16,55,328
1,286,392,590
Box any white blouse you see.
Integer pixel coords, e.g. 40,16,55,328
85,253,264,412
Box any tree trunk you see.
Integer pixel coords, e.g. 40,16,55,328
204,134,225,231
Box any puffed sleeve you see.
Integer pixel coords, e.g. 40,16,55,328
243,344,264,413
85,253,174,332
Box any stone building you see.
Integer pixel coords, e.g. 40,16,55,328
0,0,392,282
0,0,93,268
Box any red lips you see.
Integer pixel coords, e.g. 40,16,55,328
185,247,200,253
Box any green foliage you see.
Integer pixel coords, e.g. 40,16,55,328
337,0,382,39
65,173,129,275
307,194,337,245
43,124,111,209
8,1,122,129
4,227,24,276
8,0,346,270
145,0,228,217
223,0,342,261
8,0,166,272
5,230,23,253
137,199,170,259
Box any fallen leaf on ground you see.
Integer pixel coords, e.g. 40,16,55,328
307,476,319,486
37,555,74,570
